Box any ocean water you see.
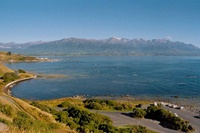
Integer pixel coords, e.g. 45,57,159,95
4,56,200,100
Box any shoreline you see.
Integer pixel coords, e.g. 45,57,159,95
3,76,36,96
3,76,200,114
91,95,200,114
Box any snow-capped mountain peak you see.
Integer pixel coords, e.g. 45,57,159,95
112,36,121,40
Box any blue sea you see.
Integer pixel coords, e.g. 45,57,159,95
4,56,200,101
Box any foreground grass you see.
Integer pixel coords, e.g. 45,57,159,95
0,65,74,132
39,97,151,111
117,125,158,133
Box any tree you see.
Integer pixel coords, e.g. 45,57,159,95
7,52,11,55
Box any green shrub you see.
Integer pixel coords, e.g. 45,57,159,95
85,102,103,110
18,69,26,73
131,125,148,133
146,105,160,119
99,123,116,132
31,101,58,115
114,105,124,110
56,105,115,132
16,111,30,119
84,99,118,110
0,118,11,125
132,108,146,118
13,111,59,132
2,72,18,82
57,101,74,108
56,111,69,123
145,105,194,132
0,101,14,117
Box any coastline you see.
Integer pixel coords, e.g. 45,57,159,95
2,75,199,114
3,76,37,96
92,95,200,114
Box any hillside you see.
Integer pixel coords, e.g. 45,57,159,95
0,65,74,133
0,51,49,62
0,65,155,133
0,64,14,77
0,37,200,56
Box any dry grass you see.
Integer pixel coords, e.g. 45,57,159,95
18,73,33,78
5,125,76,133
0,96,17,109
0,51,38,62
0,112,12,122
115,99,152,107
38,97,85,107
0,64,14,77
11,97,55,122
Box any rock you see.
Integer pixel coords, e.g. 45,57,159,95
0,122,9,132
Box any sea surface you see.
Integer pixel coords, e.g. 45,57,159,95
4,56,200,102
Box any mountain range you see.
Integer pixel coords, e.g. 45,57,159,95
0,37,200,56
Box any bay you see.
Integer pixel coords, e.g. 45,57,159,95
4,56,200,100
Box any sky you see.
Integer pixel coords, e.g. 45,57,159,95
0,0,200,47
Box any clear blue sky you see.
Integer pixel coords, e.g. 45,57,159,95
0,0,200,47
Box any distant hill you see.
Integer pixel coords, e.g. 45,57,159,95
0,37,200,56
0,51,45,62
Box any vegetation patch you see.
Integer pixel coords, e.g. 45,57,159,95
83,98,133,110
0,100,15,117
33,99,155,132
31,101,58,115
1,72,18,82
18,69,26,73
0,51,38,62
131,105,195,132
132,108,147,118
117,125,157,133
13,111,60,132
0,118,11,125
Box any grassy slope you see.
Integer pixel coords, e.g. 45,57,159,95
0,58,154,133
0,51,38,62
0,64,74,133
0,64,14,77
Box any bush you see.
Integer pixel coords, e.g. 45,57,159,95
145,105,194,132
85,102,103,110
0,118,11,125
132,108,146,118
2,72,18,82
132,125,148,133
31,101,58,115
146,105,160,119
18,69,26,73
83,99,134,111
56,105,115,132
114,105,124,110
57,101,74,108
13,111,59,132
0,101,14,117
